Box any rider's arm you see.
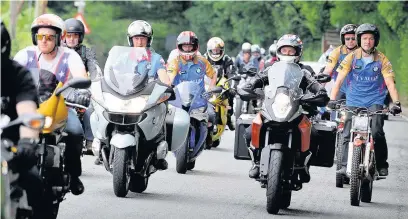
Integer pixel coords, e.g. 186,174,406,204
166,57,179,85
330,53,353,100
85,47,102,80
380,55,399,102
203,58,216,88
67,49,88,78
322,47,341,76
156,56,171,85
13,61,40,139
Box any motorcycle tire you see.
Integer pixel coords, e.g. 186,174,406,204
266,150,284,214
129,174,149,193
212,139,220,148
335,132,344,188
112,148,130,197
361,180,373,203
350,146,362,206
176,139,189,174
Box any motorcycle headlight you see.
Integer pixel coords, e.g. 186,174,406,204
272,93,292,119
103,93,148,113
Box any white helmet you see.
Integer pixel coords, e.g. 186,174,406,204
269,43,277,56
241,42,251,52
127,20,153,47
276,34,303,63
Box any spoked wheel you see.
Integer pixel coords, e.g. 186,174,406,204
350,146,362,206
336,132,344,188
112,148,131,197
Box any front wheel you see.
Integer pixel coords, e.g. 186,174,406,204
112,148,130,197
350,146,362,206
266,150,284,214
212,139,220,148
336,132,344,188
361,180,373,203
176,140,189,174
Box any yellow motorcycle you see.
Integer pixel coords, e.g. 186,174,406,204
207,75,240,148
32,68,91,219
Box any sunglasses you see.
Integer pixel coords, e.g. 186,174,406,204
66,33,80,39
36,34,56,41
345,37,356,41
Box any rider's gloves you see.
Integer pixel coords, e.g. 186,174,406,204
66,89,91,107
16,138,39,172
327,100,337,109
390,101,402,115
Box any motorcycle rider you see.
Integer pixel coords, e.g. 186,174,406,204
264,42,278,68
242,34,329,179
64,18,100,160
235,42,259,73
322,24,358,100
167,31,217,145
251,44,265,71
167,48,202,64
204,37,236,130
13,14,89,195
329,24,402,177
1,20,44,218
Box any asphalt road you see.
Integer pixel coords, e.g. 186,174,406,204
58,115,408,219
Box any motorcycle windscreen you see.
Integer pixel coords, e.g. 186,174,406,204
168,81,207,111
263,62,304,122
265,62,303,97
104,46,150,96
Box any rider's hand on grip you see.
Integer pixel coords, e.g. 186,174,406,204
16,138,39,173
66,89,91,107
327,100,337,110
390,101,402,115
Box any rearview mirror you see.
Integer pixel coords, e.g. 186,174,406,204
0,113,45,131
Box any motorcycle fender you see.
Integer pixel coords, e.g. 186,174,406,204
138,103,167,141
166,107,190,151
110,133,136,149
259,143,283,176
90,104,109,140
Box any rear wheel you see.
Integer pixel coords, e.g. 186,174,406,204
235,98,243,121
266,150,284,214
336,132,344,188
280,190,292,209
212,139,220,148
129,174,149,193
112,148,130,197
350,146,362,206
361,180,373,203
187,161,196,170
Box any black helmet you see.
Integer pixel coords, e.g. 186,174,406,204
356,23,380,47
340,24,357,45
1,20,11,62
65,18,85,44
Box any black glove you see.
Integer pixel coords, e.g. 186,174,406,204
327,100,337,109
16,138,39,172
66,89,91,107
390,101,402,115
229,88,237,96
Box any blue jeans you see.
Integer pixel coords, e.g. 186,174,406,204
82,105,94,141
65,108,84,177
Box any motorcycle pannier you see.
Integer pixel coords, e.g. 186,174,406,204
234,114,256,160
309,120,337,167
310,120,336,167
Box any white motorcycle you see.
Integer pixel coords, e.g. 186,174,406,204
90,46,189,197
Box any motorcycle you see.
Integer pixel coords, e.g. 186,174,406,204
343,108,387,206
237,62,329,214
235,66,260,120
169,81,222,174
326,99,350,187
207,74,241,148
89,46,183,198
1,113,44,219
30,68,92,219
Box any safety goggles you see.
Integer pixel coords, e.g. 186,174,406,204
66,33,80,39
36,34,56,42
345,37,356,41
